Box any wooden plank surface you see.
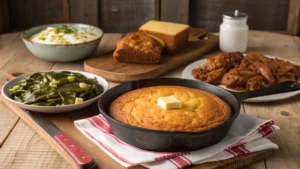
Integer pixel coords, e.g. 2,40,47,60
0,120,72,169
287,0,300,35
244,97,300,169
99,0,158,33
0,0,9,34
0,99,18,146
189,0,290,32
160,0,189,24
69,0,98,26
8,0,69,29
0,31,299,169
84,28,218,82
0,33,23,147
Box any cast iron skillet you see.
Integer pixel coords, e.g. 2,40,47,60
98,78,300,152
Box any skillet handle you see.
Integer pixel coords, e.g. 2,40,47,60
231,81,300,102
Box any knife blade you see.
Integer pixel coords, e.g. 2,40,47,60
23,109,95,169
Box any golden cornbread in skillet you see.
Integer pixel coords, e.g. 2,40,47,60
109,86,231,132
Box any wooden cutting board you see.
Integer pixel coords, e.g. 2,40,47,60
0,95,273,169
84,28,219,82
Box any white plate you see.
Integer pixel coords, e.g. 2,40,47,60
182,55,300,102
1,70,108,113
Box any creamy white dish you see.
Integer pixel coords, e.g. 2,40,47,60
30,25,99,44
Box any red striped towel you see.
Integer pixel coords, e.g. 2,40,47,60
74,113,279,169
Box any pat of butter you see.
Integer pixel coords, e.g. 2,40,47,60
157,95,182,110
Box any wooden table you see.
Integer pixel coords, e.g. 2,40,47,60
0,31,299,169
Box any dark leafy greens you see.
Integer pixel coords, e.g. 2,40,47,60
9,71,103,106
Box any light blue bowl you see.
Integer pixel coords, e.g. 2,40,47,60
21,23,103,62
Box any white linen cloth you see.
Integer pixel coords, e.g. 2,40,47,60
74,113,279,169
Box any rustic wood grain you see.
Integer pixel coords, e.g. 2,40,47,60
295,36,300,46
154,0,160,20
0,0,9,34
0,32,52,146
0,33,20,146
62,0,70,23
0,100,18,146
189,0,289,32
246,31,300,62
287,0,300,35
0,33,53,86
244,161,266,169
70,0,98,26
244,96,300,169
99,0,158,33
189,150,272,169
0,95,81,169
160,0,189,24
8,0,69,29
84,28,219,82
0,120,72,169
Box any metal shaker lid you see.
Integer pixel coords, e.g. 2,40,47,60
223,10,248,19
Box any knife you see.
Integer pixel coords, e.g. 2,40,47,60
6,72,95,169
24,110,95,169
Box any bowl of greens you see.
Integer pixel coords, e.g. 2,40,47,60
1,70,108,113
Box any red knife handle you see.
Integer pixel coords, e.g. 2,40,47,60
54,132,95,169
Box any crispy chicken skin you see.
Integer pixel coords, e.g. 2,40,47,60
206,68,227,84
276,73,296,83
220,68,257,89
192,67,226,85
204,52,244,71
268,58,300,80
221,73,248,89
250,62,275,84
246,52,272,64
246,75,269,91
192,52,299,91
192,52,244,84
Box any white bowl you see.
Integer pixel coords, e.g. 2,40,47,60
1,70,108,113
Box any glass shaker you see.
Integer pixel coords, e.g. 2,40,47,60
219,10,248,53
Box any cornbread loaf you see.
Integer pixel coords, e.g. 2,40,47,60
113,32,163,64
109,86,231,132
139,20,190,55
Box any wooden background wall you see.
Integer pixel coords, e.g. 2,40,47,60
0,0,299,35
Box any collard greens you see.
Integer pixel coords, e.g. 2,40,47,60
9,71,103,106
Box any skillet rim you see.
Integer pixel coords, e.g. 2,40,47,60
98,77,240,135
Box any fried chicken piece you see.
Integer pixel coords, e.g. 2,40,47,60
276,73,296,83
206,68,227,84
220,68,256,89
220,67,258,89
246,75,269,91
268,58,300,80
220,73,248,89
228,68,257,79
193,51,299,92
238,58,251,69
192,67,207,81
250,62,275,84
192,67,227,85
295,65,300,80
204,52,244,71
246,52,273,64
